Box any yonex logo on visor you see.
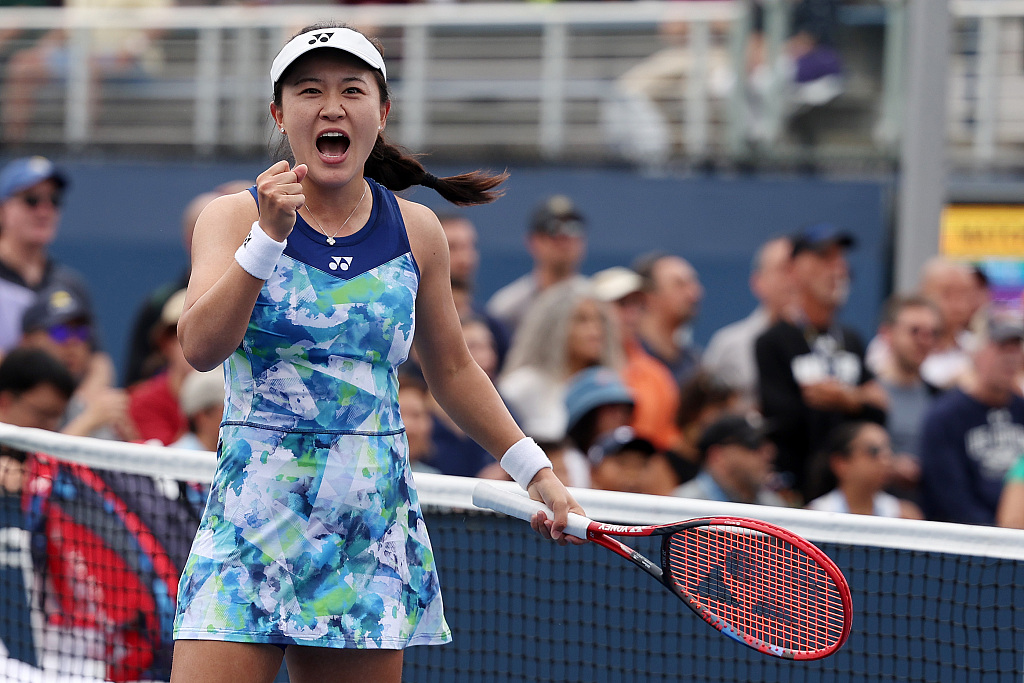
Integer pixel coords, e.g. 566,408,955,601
271,28,387,85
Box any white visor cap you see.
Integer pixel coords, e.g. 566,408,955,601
271,28,387,86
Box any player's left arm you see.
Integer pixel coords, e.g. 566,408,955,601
402,200,583,540
402,200,520,457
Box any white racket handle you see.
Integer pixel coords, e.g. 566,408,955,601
472,482,593,539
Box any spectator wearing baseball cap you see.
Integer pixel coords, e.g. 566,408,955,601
587,426,657,494
789,222,855,257
756,220,887,501
0,156,68,202
485,194,589,334
18,284,136,441
20,284,95,381
0,156,92,355
919,310,1024,525
170,369,226,453
672,413,786,506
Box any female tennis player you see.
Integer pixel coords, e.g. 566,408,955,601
169,23,583,683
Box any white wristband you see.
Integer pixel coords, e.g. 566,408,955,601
500,437,553,490
234,221,286,280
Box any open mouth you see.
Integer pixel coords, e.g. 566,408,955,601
316,131,350,158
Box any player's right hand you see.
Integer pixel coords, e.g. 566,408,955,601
255,160,308,241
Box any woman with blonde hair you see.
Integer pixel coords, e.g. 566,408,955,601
498,279,622,448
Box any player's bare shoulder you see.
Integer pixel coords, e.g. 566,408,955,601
204,189,259,225
194,189,260,247
397,197,447,266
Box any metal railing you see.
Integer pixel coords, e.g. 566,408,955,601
949,0,1024,169
0,0,1021,171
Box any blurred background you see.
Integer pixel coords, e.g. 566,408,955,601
0,0,1019,378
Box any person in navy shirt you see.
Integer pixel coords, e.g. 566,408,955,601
919,313,1024,525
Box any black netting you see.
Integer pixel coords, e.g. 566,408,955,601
406,510,1024,683
1,431,1022,682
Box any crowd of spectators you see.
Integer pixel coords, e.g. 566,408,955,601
435,186,1024,533
1,0,857,171
0,0,1010,672
2,154,1024,530
1,147,1024,674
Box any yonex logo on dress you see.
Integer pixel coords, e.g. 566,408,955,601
329,256,354,271
308,32,334,45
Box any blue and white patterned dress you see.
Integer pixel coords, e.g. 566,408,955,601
173,179,451,649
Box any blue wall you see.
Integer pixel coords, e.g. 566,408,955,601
41,159,892,380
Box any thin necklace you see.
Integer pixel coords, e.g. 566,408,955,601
304,182,367,246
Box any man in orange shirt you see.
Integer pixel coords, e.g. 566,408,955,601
591,266,680,451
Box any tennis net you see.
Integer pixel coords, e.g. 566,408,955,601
1,424,1022,682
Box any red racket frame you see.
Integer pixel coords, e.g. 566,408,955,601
472,483,853,661
584,516,852,660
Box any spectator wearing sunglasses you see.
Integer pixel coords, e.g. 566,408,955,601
870,295,944,504
19,284,136,441
805,421,923,520
0,156,92,355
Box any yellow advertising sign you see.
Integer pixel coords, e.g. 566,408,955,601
941,205,1024,258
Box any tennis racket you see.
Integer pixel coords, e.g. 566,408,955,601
472,482,852,660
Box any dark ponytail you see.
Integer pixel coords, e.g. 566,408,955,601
365,135,508,206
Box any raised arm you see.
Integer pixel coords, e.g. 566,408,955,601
178,162,306,371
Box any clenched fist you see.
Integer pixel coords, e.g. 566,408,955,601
255,160,308,241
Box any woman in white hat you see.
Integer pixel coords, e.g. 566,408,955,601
170,23,583,682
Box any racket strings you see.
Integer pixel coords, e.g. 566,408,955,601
666,525,846,656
